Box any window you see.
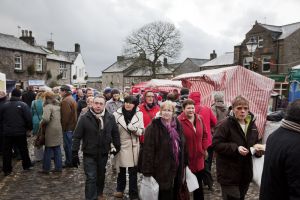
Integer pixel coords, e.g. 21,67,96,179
15,56,22,70
35,58,43,71
258,36,263,48
59,63,67,79
262,56,271,72
243,57,252,69
125,78,130,84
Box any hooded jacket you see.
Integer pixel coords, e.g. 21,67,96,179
189,92,217,146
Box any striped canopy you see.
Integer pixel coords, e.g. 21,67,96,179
173,66,275,137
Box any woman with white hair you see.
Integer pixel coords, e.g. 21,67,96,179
140,100,187,200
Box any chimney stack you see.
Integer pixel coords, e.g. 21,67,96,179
47,41,54,51
75,43,81,53
117,56,125,62
19,29,35,46
210,50,217,60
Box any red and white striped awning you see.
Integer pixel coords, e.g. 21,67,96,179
173,66,275,137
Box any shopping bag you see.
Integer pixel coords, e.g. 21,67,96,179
139,176,159,200
185,166,199,192
252,155,264,187
34,125,45,148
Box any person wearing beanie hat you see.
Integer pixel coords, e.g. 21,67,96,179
112,95,144,199
106,88,123,114
0,88,33,176
103,87,112,101
211,92,229,122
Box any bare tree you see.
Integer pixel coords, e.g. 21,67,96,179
124,21,183,78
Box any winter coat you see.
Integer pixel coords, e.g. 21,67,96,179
106,99,123,114
61,94,77,132
189,92,217,146
212,113,260,186
22,90,36,107
113,107,144,167
41,103,63,147
138,103,160,143
31,99,43,135
260,126,300,200
0,96,32,136
72,109,121,156
77,98,87,116
178,112,209,173
141,117,187,190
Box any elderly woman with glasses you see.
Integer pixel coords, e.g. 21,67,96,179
140,100,187,200
212,95,262,200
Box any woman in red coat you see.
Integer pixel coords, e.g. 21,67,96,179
178,99,209,200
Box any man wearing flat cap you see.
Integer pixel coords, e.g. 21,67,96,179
60,85,77,168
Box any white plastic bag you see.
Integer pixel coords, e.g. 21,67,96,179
139,176,159,200
252,155,264,187
186,166,199,192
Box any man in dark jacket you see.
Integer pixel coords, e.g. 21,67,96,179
260,99,300,200
0,91,7,155
212,95,261,200
0,88,33,176
60,85,77,167
21,85,36,107
72,95,120,200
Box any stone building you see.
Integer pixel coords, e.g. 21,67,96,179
0,31,47,89
86,76,102,91
234,21,300,95
173,57,209,76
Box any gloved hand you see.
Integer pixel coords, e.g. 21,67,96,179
72,151,80,168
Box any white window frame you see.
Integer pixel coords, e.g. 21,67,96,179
59,63,67,79
15,56,22,70
258,36,263,48
35,58,43,71
243,57,251,69
262,56,271,72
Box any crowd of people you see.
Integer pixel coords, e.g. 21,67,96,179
0,84,299,200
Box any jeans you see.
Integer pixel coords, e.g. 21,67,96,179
117,167,138,199
2,135,32,173
43,146,62,171
83,154,108,200
63,131,73,166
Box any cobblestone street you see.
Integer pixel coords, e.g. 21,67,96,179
0,140,260,200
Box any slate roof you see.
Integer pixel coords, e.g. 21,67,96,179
125,66,173,77
201,52,234,67
39,46,72,63
259,22,300,40
0,33,46,54
166,63,181,72
102,58,135,73
189,58,210,66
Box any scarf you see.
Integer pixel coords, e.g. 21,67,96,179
89,108,105,129
281,119,300,134
161,117,180,167
122,106,137,125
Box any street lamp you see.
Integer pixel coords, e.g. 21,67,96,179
246,37,258,71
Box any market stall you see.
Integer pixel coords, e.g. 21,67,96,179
131,79,182,94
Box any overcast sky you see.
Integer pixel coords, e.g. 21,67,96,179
1,0,300,75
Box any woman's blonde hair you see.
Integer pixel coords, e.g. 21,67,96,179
43,91,57,105
160,100,176,114
36,91,45,100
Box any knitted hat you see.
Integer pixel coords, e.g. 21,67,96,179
103,87,112,94
11,88,22,97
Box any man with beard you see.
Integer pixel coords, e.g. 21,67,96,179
72,95,120,200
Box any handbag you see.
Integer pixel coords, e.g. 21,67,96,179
185,166,199,192
34,125,45,148
139,176,159,200
177,168,190,200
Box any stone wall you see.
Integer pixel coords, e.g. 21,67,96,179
0,48,47,88
102,72,124,90
46,60,71,87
